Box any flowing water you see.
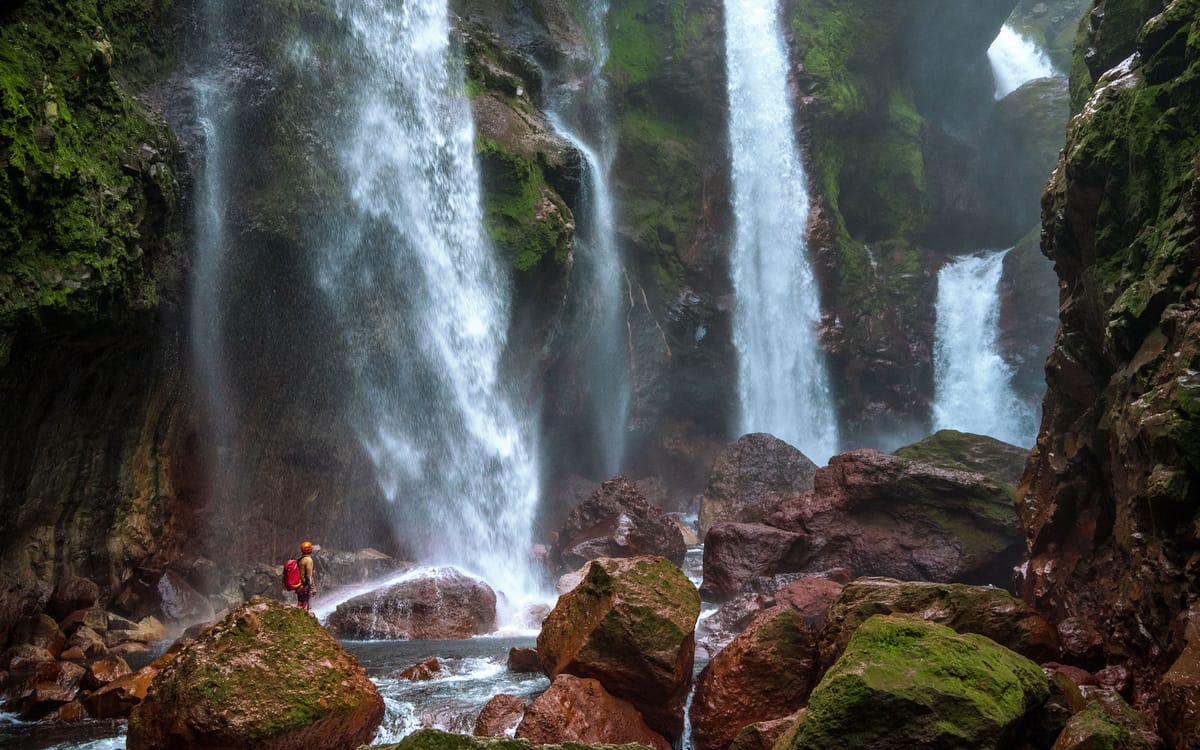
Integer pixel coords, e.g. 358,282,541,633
724,0,839,464
545,0,631,478
932,250,1037,447
314,0,545,612
987,24,1058,99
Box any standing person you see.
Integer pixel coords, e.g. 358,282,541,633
297,540,316,612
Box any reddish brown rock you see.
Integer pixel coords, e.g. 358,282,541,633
695,593,771,661
66,625,107,658
698,433,819,536
127,598,384,750
690,607,820,750
1158,616,1200,750
473,693,526,737
399,657,442,681
59,607,108,636
47,576,100,620
728,711,804,750
706,449,1023,594
1016,0,1200,717
82,666,155,719
820,578,1060,668
7,679,77,720
46,700,85,721
59,646,85,661
326,567,496,640
516,674,671,750
699,523,806,601
32,659,85,691
772,578,845,625
551,476,687,572
85,655,133,691
536,556,699,742
507,647,541,673
5,644,56,671
9,614,66,657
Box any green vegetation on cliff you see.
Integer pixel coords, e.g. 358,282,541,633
0,0,179,350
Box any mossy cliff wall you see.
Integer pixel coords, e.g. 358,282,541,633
786,0,1028,448
1016,0,1200,733
0,0,197,642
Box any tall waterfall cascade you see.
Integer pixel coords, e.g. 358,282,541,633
724,0,839,465
317,0,544,612
933,250,1037,447
546,0,631,477
987,24,1058,99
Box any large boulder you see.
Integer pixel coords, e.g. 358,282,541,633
536,556,700,742
475,694,527,738
551,476,687,573
717,449,1024,591
127,597,383,750
82,666,156,719
156,570,215,626
820,578,1059,667
689,607,821,750
698,434,819,536
1050,688,1161,750
516,674,672,750
783,615,1050,749
46,576,101,621
892,430,1030,486
373,728,660,750
695,577,845,660
699,523,806,601
326,567,497,639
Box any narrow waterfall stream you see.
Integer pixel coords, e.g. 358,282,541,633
315,0,544,611
724,0,839,464
545,0,632,477
987,24,1058,98
932,251,1036,447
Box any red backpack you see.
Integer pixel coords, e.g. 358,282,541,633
283,559,302,591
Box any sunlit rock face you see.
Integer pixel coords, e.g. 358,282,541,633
1016,0,1200,731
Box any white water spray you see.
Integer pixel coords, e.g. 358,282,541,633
987,25,1058,99
724,0,839,464
932,250,1037,447
318,0,545,612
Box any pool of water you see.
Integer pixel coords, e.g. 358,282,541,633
2,636,546,750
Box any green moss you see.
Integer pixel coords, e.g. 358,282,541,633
788,616,1049,749
475,136,573,272
0,0,179,337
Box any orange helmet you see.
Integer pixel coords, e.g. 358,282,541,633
300,541,314,554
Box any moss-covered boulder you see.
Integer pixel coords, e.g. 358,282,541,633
689,607,820,750
1050,688,1161,749
127,598,383,750
892,430,1030,486
783,615,1050,750
536,556,700,742
820,578,1059,669
372,727,658,750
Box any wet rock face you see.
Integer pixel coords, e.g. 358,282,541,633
536,556,700,742
702,448,1024,597
698,434,819,537
128,597,384,750
516,674,672,750
689,607,821,750
1017,0,1200,717
326,568,497,640
550,476,687,573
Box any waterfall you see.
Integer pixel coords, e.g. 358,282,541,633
545,0,631,478
317,0,544,611
933,250,1036,447
724,0,839,465
987,25,1057,99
